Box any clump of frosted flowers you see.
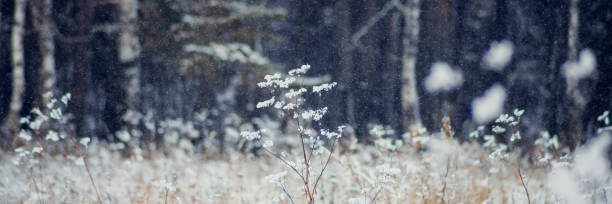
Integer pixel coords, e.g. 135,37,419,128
243,64,344,146
13,92,86,166
470,108,525,160
370,124,402,151
241,64,345,202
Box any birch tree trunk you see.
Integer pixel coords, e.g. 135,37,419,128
400,0,422,130
8,0,27,139
34,0,56,109
119,0,140,109
565,0,582,147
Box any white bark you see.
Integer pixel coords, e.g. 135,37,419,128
8,0,27,136
37,0,56,107
399,0,422,129
119,0,141,108
566,0,583,146
568,0,579,61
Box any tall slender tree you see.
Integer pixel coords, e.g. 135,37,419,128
336,0,356,130
119,0,140,110
398,0,422,130
71,0,92,137
564,0,583,147
32,0,56,109
8,0,27,140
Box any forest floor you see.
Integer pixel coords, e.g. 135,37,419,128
1,134,609,204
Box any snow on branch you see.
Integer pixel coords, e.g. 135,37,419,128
182,2,286,26
184,42,270,66
351,0,400,47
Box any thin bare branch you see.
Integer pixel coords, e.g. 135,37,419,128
351,0,400,47
311,139,336,195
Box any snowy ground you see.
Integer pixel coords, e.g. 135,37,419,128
1,134,610,204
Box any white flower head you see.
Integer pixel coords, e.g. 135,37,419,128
18,130,32,142
256,96,275,109
263,171,287,185
510,132,521,142
302,107,328,121
492,126,506,134
489,144,508,160
285,88,307,98
19,117,29,124
117,130,131,142
49,108,63,120
45,130,60,142
240,130,263,141
495,114,514,124
312,82,337,95
262,140,274,148
321,129,340,139
61,93,71,105
32,147,43,154
80,137,91,147
513,109,525,117
597,110,610,126
282,103,298,110
288,64,311,76
483,135,496,147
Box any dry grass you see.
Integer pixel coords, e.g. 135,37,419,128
3,133,607,204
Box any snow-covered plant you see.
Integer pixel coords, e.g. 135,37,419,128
597,110,612,134
11,92,102,204
369,124,402,152
241,64,344,203
471,108,531,203
533,131,561,164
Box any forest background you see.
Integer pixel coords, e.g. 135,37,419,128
0,0,611,149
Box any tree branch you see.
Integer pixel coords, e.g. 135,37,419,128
351,0,401,48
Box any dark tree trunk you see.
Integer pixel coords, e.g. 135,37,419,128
71,0,92,137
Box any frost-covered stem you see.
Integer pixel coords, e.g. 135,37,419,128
29,167,43,204
259,142,304,180
65,126,102,204
164,186,169,204
83,155,103,204
517,156,530,204
297,118,314,203
399,0,422,130
119,0,141,109
8,0,27,141
441,157,451,203
312,140,336,195
280,181,296,204
370,185,383,203
293,79,315,203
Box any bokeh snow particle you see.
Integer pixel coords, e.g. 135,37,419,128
424,62,463,93
562,49,596,80
483,40,514,71
472,84,507,124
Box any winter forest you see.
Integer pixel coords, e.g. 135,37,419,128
1,0,612,203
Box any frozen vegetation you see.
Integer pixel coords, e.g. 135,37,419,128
1,0,611,203
2,124,612,203
2,66,612,204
